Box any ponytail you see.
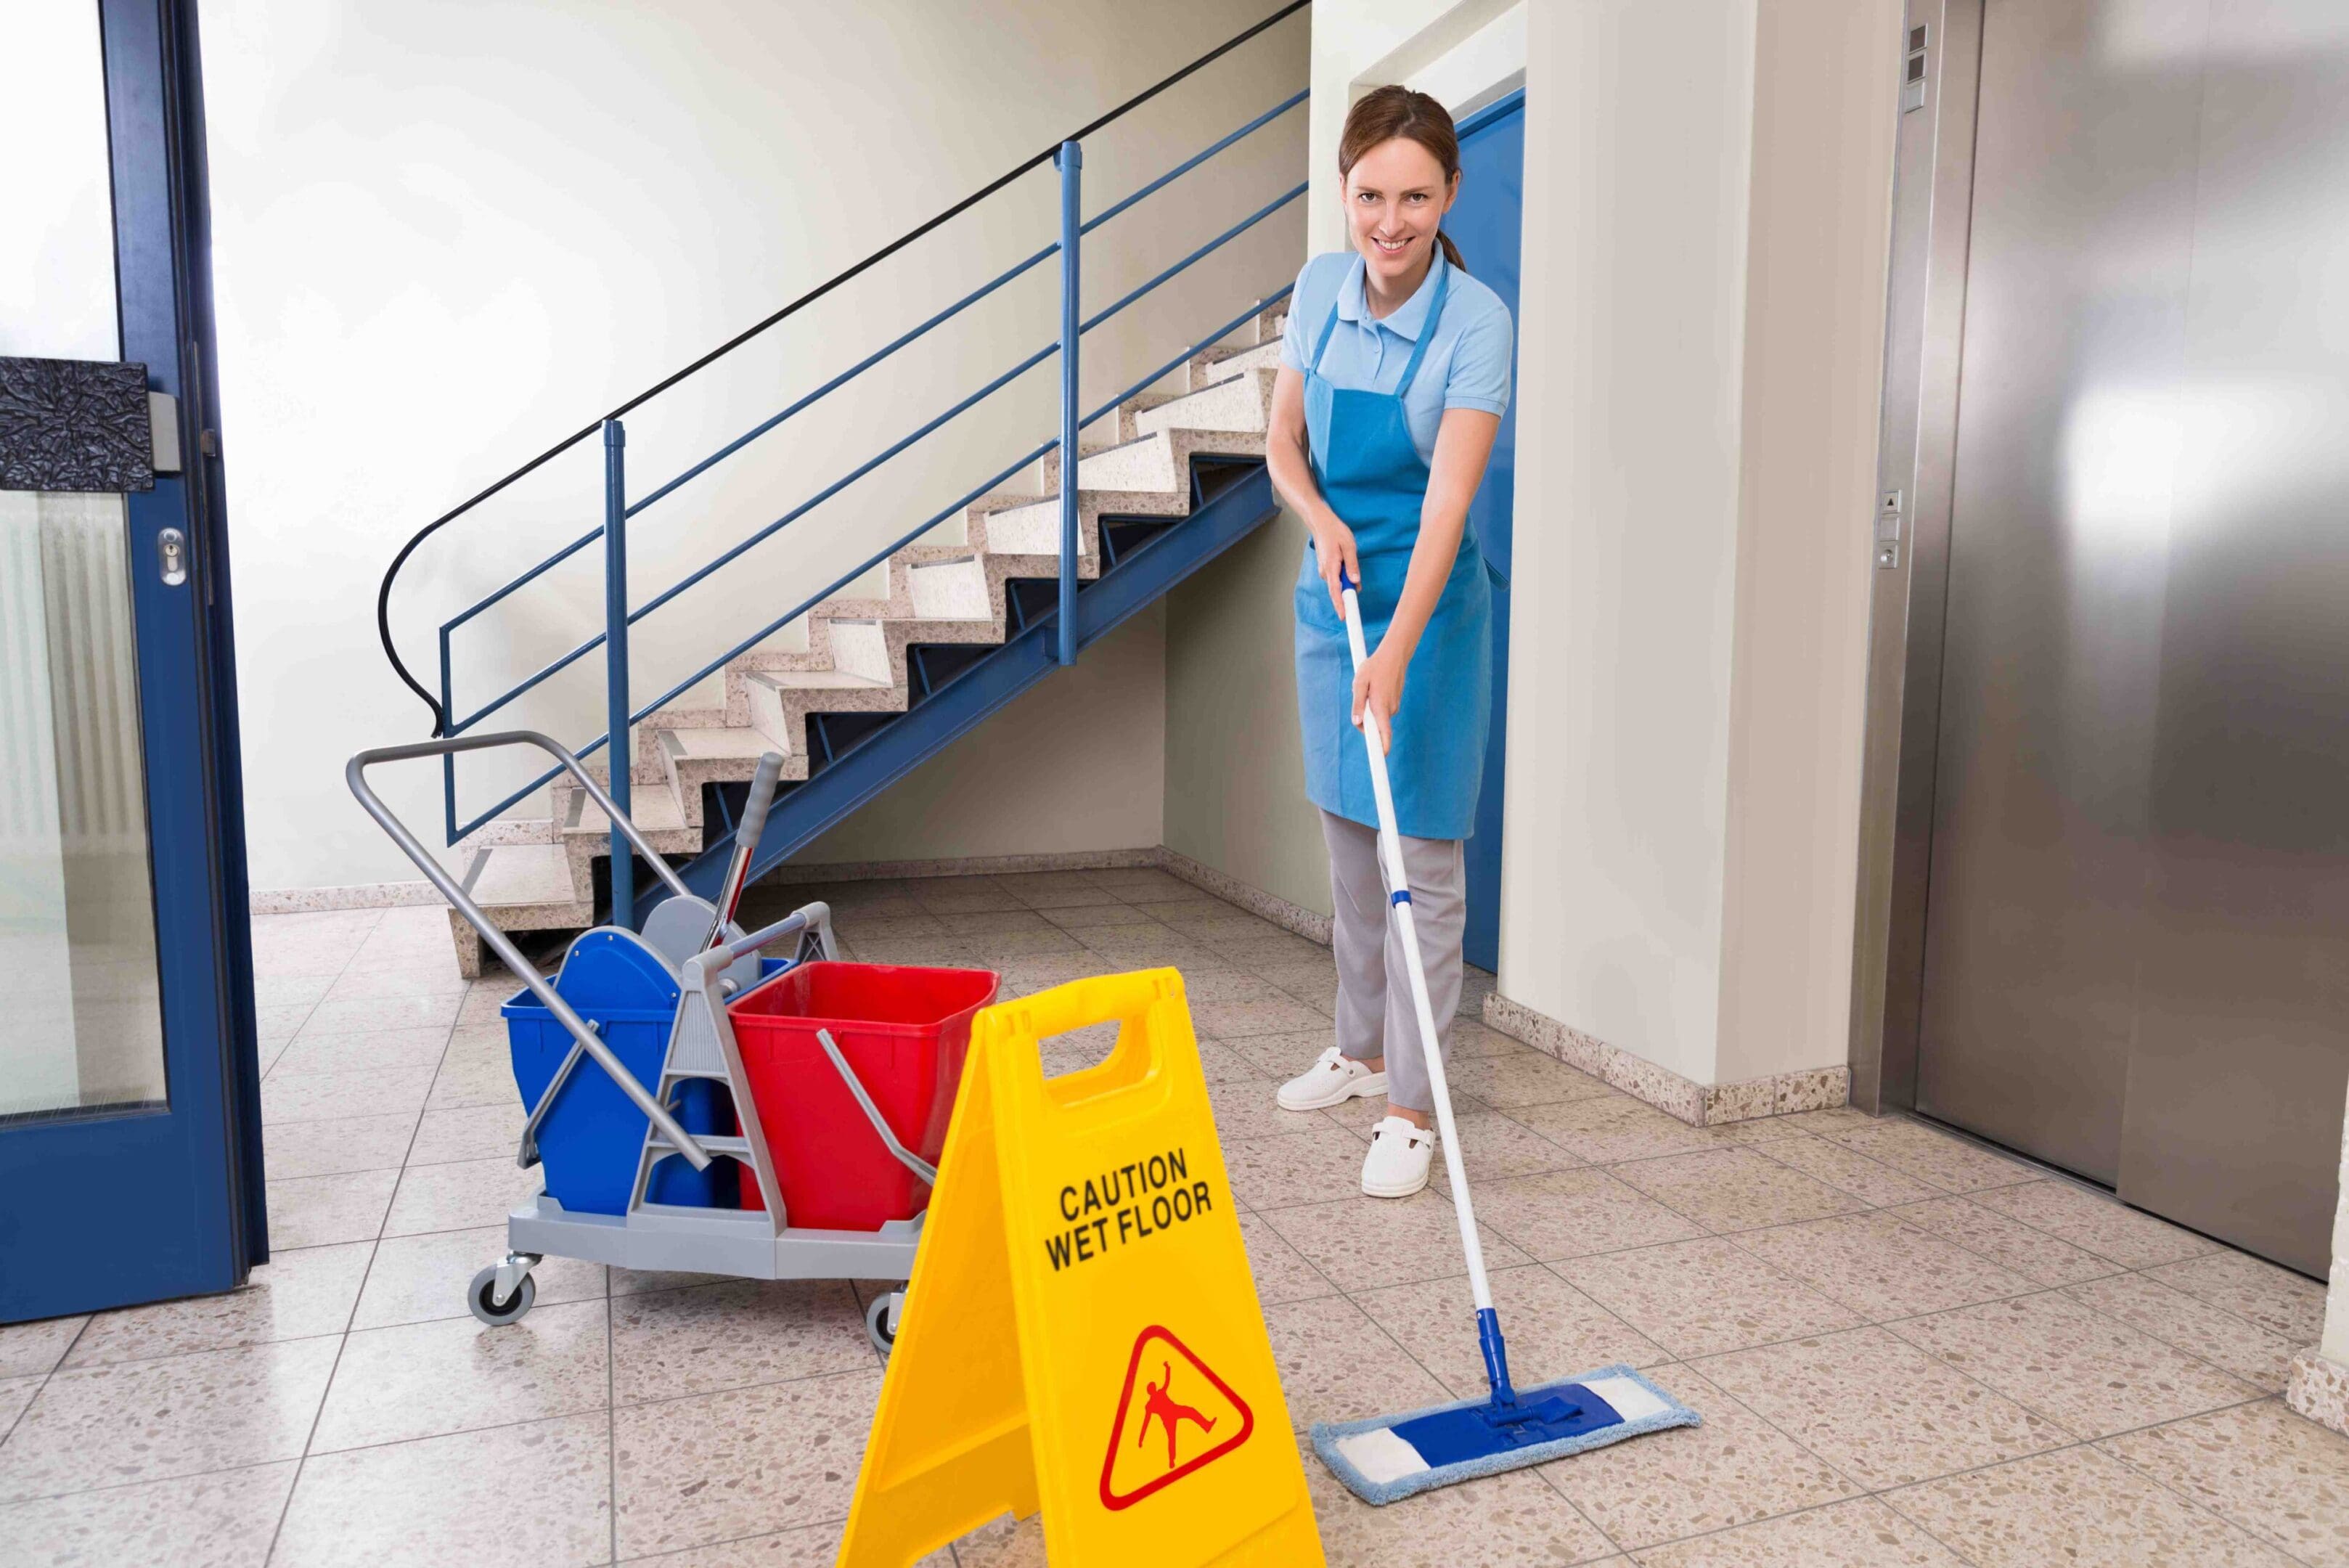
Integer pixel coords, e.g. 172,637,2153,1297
1339,85,1469,274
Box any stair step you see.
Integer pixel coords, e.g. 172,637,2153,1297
1190,335,1284,391
464,843,584,910
746,669,894,692
1137,367,1273,438
565,778,690,838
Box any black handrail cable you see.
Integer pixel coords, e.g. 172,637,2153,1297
377,0,1310,732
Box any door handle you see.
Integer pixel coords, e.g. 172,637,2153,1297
157,527,188,586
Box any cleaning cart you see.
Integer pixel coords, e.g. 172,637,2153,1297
346,730,995,1355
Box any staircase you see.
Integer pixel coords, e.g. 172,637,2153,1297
441,327,1286,976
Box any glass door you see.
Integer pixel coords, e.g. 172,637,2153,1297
0,0,264,1320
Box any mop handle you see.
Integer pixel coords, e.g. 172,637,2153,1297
1338,573,1497,1319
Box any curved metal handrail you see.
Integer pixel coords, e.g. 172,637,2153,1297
377,0,1310,735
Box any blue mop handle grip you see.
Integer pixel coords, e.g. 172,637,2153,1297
1476,1307,1518,1408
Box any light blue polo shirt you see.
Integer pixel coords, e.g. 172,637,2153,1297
1279,250,1513,465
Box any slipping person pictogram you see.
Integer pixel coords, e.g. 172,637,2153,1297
1137,1360,1217,1469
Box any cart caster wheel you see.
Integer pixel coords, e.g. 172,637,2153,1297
865,1291,903,1360
468,1265,536,1326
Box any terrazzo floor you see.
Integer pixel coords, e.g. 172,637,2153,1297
2,867,2345,1565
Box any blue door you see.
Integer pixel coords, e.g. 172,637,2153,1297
1447,91,1524,973
0,0,266,1320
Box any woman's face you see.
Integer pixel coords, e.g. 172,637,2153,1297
1341,135,1458,290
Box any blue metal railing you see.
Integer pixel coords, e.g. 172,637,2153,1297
405,15,1310,860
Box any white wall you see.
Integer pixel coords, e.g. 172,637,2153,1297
1498,0,1758,1087
0,0,118,361
200,0,1307,890
1163,0,1526,920
1497,0,1898,1089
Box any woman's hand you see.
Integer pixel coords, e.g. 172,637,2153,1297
1352,643,1406,754
1307,513,1360,618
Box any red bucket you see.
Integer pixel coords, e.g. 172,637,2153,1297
727,960,998,1230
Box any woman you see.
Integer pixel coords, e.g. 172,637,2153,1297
1267,85,1511,1199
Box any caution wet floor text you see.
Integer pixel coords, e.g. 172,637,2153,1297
836,968,1323,1567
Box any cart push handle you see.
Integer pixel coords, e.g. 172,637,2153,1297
346,729,715,1171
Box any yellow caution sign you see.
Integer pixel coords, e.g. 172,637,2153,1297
836,968,1325,1567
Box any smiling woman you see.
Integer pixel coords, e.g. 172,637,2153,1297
1258,83,1513,1201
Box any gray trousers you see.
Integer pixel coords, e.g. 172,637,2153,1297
1320,808,1466,1114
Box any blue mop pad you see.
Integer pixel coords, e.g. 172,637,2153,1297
1312,1362,1701,1506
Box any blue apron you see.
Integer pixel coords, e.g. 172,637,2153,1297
1294,261,1492,842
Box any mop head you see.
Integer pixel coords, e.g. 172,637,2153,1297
1311,1363,1699,1505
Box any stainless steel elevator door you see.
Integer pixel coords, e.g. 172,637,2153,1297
1918,0,2349,1271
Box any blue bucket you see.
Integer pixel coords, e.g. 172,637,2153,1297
502,928,735,1214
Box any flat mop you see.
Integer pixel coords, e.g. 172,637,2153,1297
1310,570,1700,1505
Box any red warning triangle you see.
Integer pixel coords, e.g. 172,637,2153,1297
1098,1325,1256,1511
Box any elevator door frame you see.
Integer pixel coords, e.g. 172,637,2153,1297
1848,0,1984,1122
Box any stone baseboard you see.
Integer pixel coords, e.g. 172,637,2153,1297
1154,847,1333,946
767,846,1159,883
250,881,445,914
2289,1349,2349,1434
1481,991,1850,1129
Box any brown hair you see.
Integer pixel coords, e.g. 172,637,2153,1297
1337,85,1466,272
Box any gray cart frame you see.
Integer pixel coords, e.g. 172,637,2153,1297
348,730,926,1351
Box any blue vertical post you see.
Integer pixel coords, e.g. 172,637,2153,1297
602,417,633,925
1055,139,1082,666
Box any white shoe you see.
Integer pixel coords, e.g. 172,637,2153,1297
1360,1116,1436,1199
1277,1046,1387,1111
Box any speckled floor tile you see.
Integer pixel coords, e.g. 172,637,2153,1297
1236,1211,1339,1306
263,1169,399,1248
2102,1398,2349,1567
1818,1119,2038,1194
613,1368,883,1557
1612,1148,1871,1234
1757,1134,1939,1207
311,1298,609,1450
1352,1264,1668,1397
1889,1290,2260,1438
352,1225,605,1329
1203,1072,1349,1141
261,1103,420,1177
267,1026,452,1078
609,1278,872,1404
1967,1180,2218,1270
1254,961,1339,1012
277,1410,610,1567
1262,1191,1531,1293
1220,1123,1378,1210
63,1243,371,1367
298,992,465,1037
1630,1497,1964,1567
1302,1429,1619,1564
1189,993,1332,1038
0,1459,297,1568
1037,899,1161,931
617,1519,907,1564
995,870,1128,909
1471,1167,1704,1262
941,1510,1047,1566
1537,1365,1855,1548
0,1336,338,1502
1882,1196,2120,1286
1556,1238,1860,1359
1731,1210,2038,1320
1507,1096,1720,1164
2144,1251,2326,1345
405,1101,526,1166
1696,1325,2068,1488
1448,1016,1528,1059
382,1154,542,1237
1884,1444,2297,1567
259,1066,437,1124
1420,1106,1586,1186
0,1318,87,1380
2065,1273,2300,1392
1442,1051,1614,1108
425,1041,518,1112
0,1376,36,1434
1262,1294,1449,1432
1217,1029,1339,1078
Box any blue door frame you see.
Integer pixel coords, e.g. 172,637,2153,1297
0,0,267,1322
1449,89,1524,973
